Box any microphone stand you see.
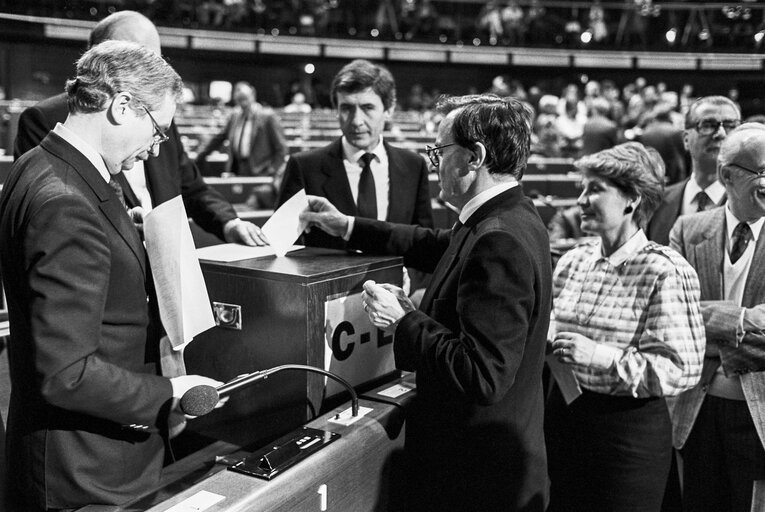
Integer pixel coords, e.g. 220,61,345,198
222,364,359,417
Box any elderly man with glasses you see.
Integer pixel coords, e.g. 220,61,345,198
669,122,765,512
647,95,741,245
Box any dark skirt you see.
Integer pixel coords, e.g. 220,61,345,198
545,386,672,512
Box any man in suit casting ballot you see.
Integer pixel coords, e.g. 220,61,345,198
301,94,551,512
669,123,765,512
0,41,222,511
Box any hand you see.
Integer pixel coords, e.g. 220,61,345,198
551,332,598,367
223,218,268,246
169,374,223,399
361,280,412,333
299,195,349,238
128,207,145,236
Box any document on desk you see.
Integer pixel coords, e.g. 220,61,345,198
144,195,215,351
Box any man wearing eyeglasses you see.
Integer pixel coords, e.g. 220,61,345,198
300,94,551,511
276,59,433,249
14,11,266,247
668,123,765,512
0,41,223,511
647,95,741,245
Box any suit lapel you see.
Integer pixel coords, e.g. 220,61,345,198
42,133,146,277
744,222,765,307
693,209,725,300
419,227,469,314
385,142,405,222
322,139,357,215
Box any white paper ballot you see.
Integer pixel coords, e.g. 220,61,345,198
144,195,215,351
261,188,309,257
196,243,304,262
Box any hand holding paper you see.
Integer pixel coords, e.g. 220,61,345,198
261,188,309,257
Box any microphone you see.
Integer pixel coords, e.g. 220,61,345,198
179,364,359,418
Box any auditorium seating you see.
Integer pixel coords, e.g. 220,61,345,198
0,102,579,228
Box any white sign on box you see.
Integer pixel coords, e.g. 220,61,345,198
324,291,396,396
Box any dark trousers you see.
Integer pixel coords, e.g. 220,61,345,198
681,395,765,512
546,386,672,512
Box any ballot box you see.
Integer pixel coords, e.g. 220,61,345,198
184,247,403,447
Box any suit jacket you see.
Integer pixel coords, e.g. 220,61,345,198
647,178,688,246
196,104,288,177
277,138,433,249
349,186,551,511
14,93,238,243
0,133,173,509
668,208,765,451
647,177,727,246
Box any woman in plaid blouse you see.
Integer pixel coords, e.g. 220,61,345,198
545,142,706,512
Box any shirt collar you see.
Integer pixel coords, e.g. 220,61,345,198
53,123,111,183
342,136,386,165
594,229,649,266
725,205,764,243
687,174,726,205
458,180,519,224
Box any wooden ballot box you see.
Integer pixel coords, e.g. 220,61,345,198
184,247,403,447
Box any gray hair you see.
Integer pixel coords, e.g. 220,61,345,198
65,40,182,115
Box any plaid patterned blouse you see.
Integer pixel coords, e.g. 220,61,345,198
553,230,706,397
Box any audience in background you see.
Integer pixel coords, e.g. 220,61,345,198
195,81,288,209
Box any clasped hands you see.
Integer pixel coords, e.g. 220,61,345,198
361,280,416,333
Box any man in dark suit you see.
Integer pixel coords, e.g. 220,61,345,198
0,41,221,511
668,123,765,512
13,11,266,247
647,95,740,245
302,94,551,511
277,58,433,250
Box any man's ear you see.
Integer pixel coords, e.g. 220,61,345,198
468,141,487,171
110,92,134,126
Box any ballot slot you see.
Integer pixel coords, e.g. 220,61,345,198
229,427,340,480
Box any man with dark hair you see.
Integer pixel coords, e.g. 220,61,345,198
669,123,765,512
301,94,551,511
14,10,266,247
647,95,741,245
276,58,432,249
0,41,222,511
195,81,287,208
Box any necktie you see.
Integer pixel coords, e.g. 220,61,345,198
357,153,378,219
108,175,128,211
451,220,463,239
237,113,250,159
695,191,711,212
730,222,753,264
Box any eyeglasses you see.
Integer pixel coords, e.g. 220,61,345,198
425,143,456,167
691,119,740,136
141,105,169,147
729,162,765,179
